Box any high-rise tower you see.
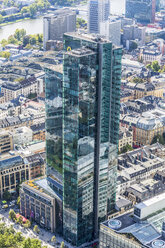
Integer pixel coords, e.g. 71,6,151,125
62,33,122,246
88,0,110,34
125,0,156,24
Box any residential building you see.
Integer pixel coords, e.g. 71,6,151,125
125,178,165,203
118,145,165,185
139,47,162,64
134,82,164,99
43,9,76,50
0,93,5,104
0,152,45,197
136,109,165,146
88,0,110,34
20,177,62,234
0,131,13,154
100,193,165,248
1,77,38,102
125,0,156,24
118,127,133,152
30,123,45,141
100,17,121,46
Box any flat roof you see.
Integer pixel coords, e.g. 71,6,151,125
135,192,165,209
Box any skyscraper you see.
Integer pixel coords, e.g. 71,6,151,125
125,0,156,24
45,33,122,247
88,0,110,34
43,9,76,50
62,33,122,246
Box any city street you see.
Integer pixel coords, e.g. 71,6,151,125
0,205,56,248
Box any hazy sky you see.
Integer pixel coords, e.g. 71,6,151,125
111,0,125,14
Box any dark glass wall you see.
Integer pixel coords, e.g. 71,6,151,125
126,0,154,23
45,67,63,196
63,50,97,246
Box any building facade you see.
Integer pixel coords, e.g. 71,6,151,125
43,9,76,50
125,0,156,24
20,178,62,234
0,131,13,154
0,153,45,198
88,0,110,34
100,17,121,46
62,33,121,246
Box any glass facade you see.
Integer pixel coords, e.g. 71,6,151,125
45,66,63,197
125,0,154,24
62,34,122,246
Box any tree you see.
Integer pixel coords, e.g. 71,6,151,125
21,6,29,15
119,144,133,154
33,225,40,234
151,134,165,145
146,64,152,70
0,15,3,24
8,35,18,44
60,241,65,248
14,28,26,41
9,210,16,222
129,41,138,51
1,10,6,16
29,4,37,17
51,235,56,244
151,61,160,72
16,215,23,225
132,77,144,84
23,35,30,47
29,36,36,45
0,39,8,47
17,196,20,206
3,190,11,200
0,51,11,59
23,220,31,228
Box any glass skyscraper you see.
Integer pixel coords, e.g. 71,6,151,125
125,0,156,24
62,33,122,246
45,65,63,198
45,33,122,246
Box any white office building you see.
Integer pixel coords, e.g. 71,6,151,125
43,8,76,50
100,17,121,46
88,0,110,34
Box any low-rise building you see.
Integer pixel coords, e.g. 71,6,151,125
0,131,13,154
139,47,162,64
118,144,165,185
0,93,5,104
1,77,38,102
100,193,165,248
30,123,45,141
119,127,133,152
0,152,45,198
12,126,33,146
20,177,62,234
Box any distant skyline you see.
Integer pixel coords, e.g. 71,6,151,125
111,0,125,14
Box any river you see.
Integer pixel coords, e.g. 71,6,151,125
0,0,125,41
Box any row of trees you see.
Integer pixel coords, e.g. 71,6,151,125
0,222,47,248
9,210,31,228
0,28,43,50
8,211,65,248
21,0,50,18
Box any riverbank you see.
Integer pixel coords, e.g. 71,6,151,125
0,17,31,27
